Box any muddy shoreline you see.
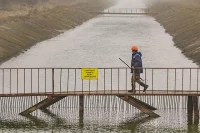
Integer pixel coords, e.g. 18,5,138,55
147,0,200,65
0,0,117,64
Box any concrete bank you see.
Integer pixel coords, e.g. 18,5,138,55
147,0,200,65
0,0,116,64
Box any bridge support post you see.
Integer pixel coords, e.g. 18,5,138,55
187,96,193,115
187,96,193,125
79,96,84,127
193,96,199,125
79,95,84,113
187,96,199,125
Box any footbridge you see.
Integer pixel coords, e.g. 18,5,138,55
0,67,199,120
91,8,155,15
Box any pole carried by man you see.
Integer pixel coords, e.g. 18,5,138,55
119,58,144,81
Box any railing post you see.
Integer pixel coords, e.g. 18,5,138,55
52,68,54,94
2,69,4,94
10,69,11,94
197,69,199,94
152,69,153,94
167,68,169,94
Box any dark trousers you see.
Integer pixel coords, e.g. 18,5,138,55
131,72,147,90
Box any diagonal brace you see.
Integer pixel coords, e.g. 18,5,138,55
129,96,157,110
19,96,66,116
117,95,160,118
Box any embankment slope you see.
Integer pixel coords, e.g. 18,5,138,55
147,0,200,65
0,0,117,63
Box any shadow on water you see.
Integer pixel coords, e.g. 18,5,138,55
0,109,150,130
0,108,199,132
0,114,49,130
117,113,200,133
117,115,155,132
41,109,68,129
0,109,152,132
187,114,199,133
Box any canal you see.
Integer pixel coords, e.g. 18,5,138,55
0,0,199,132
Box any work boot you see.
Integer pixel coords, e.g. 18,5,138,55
128,89,136,93
143,85,149,92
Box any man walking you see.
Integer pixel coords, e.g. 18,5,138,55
128,46,148,93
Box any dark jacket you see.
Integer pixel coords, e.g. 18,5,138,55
131,52,143,74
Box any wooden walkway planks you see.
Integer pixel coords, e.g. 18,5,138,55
1,90,200,97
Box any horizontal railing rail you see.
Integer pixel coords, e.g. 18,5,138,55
0,68,199,96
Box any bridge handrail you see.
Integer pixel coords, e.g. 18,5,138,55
0,67,199,96
0,67,199,69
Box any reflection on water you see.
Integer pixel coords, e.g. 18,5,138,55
0,96,192,114
0,106,199,133
0,96,199,132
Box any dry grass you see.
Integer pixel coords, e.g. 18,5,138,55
0,0,116,24
0,1,55,24
0,0,84,24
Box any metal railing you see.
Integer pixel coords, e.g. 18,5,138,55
0,67,199,96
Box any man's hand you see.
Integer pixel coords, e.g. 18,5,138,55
131,66,134,73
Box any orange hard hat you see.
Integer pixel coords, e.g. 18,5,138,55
131,46,138,51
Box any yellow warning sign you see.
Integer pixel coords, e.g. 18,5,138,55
81,68,98,80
